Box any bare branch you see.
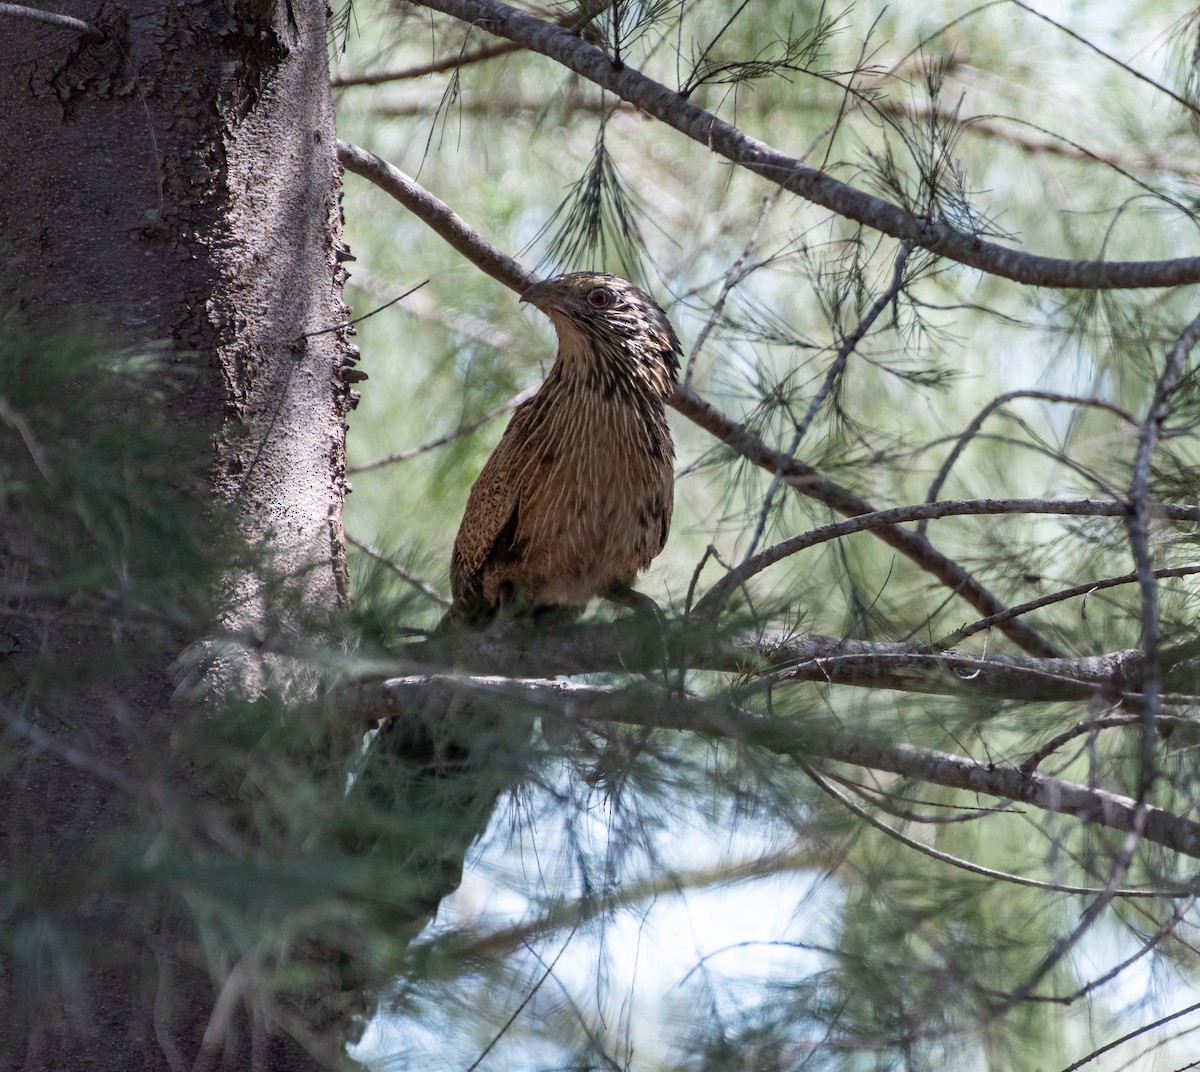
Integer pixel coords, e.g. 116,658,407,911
337,140,534,295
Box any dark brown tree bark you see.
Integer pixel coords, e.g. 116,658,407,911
0,0,358,1067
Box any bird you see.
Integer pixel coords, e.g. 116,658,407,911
449,272,680,625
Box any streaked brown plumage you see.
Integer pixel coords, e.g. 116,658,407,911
450,272,679,624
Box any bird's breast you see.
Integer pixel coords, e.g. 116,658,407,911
505,386,673,605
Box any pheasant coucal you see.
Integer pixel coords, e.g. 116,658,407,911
449,272,680,624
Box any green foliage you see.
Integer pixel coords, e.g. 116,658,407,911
0,314,522,1053
536,121,651,283
0,312,217,616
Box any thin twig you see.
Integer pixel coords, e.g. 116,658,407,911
1009,0,1197,115
922,427,1124,501
464,926,579,1072
346,534,451,607
683,186,781,387
693,497,1200,622
333,41,521,87
804,762,1180,898
1052,895,1197,1005
1018,714,1193,775
348,385,536,473
743,240,914,562
300,280,428,338
0,703,140,797
0,394,58,484
934,564,1200,651
920,389,1140,538
818,768,1011,824
794,241,914,447
1059,997,1200,1072
995,802,1149,1012
193,961,250,1072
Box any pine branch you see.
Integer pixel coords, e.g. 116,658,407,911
671,385,1066,658
693,497,1200,622
391,621,1162,704
1126,309,1200,795
411,0,1200,289
533,120,649,279
364,674,1200,861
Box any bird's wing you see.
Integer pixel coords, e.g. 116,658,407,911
451,472,519,586
449,418,531,618
655,483,673,557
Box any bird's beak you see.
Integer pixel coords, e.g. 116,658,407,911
519,279,558,311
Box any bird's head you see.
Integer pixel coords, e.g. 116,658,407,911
520,272,680,398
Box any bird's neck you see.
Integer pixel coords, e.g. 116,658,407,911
549,326,673,404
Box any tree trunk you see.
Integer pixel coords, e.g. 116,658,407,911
0,0,357,1066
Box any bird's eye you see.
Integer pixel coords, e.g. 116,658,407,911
587,287,611,309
